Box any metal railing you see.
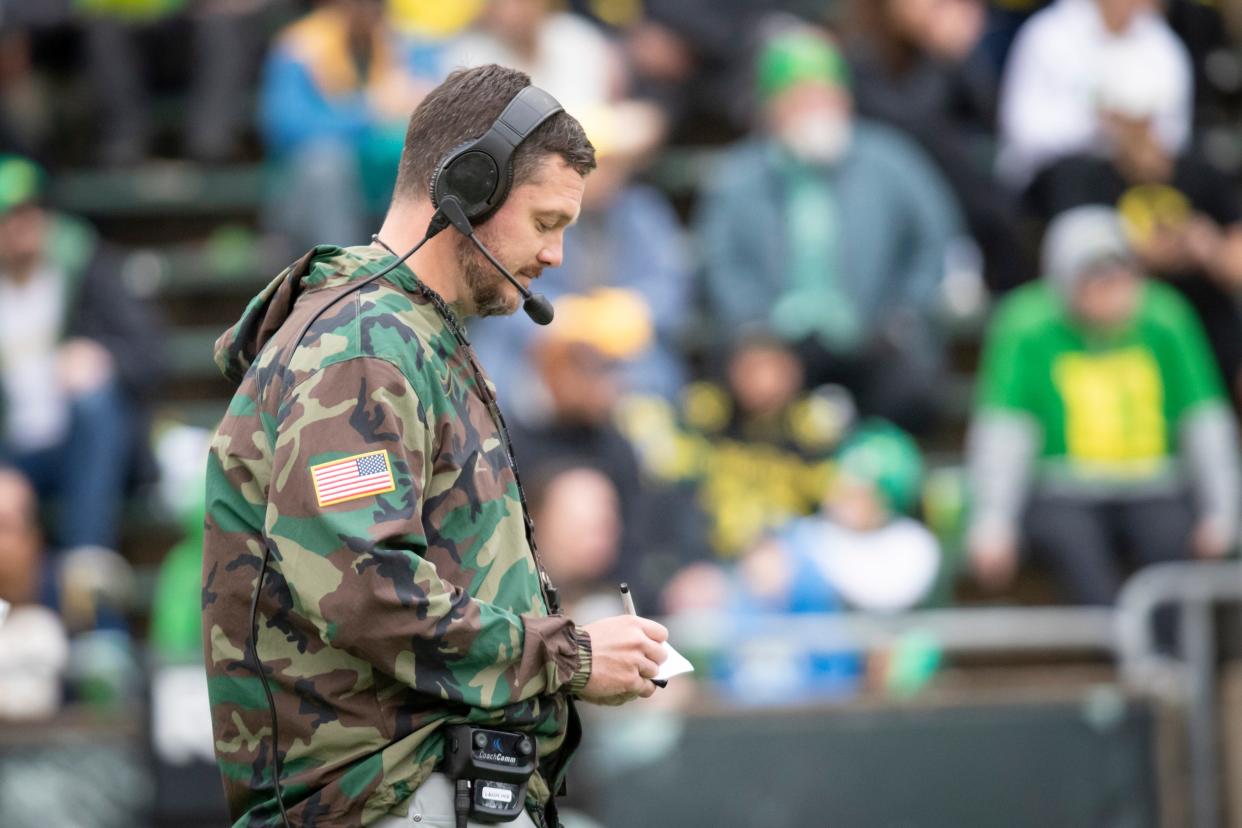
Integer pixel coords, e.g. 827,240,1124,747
670,605,1116,656
667,561,1242,828
1117,561,1242,828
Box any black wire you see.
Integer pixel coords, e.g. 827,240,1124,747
245,213,446,828
407,269,560,615
283,212,448,355
248,543,291,828
371,233,399,257
463,231,510,283
245,211,559,827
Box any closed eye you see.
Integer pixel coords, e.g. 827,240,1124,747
535,211,575,232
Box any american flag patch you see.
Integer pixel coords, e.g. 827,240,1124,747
310,450,396,507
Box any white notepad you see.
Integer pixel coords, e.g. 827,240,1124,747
655,641,694,682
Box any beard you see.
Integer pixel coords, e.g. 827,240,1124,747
453,225,538,318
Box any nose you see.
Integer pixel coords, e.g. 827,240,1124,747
537,233,564,269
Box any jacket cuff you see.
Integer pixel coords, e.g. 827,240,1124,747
521,613,580,693
568,630,592,695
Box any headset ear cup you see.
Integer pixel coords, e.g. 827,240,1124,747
426,86,562,223
489,158,516,220
428,162,444,209
433,143,503,222
463,160,513,225
429,141,473,210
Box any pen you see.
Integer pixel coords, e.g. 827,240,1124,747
620,583,666,688
619,582,637,616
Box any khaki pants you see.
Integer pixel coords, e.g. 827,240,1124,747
372,773,539,828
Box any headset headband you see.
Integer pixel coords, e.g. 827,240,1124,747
430,85,564,223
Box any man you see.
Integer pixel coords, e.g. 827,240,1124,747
842,0,1035,292
695,28,962,436
258,0,442,256
0,154,164,555
470,101,689,403
506,292,652,595
526,463,624,617
506,290,708,610
1024,44,1242,409
446,0,618,111
0,467,69,721
966,206,1239,603
203,65,668,828
82,0,266,165
0,469,40,608
617,332,843,561
997,0,1192,187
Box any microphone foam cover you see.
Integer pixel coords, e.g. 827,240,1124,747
524,293,555,326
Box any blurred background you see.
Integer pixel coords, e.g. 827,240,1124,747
4,0,1242,825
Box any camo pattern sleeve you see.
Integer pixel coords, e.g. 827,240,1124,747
267,356,576,702
203,246,581,827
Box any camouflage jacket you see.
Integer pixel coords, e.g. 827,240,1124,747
203,245,587,827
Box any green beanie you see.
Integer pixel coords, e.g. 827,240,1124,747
757,30,850,101
0,156,43,214
836,419,924,516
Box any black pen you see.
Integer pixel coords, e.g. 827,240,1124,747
620,583,667,688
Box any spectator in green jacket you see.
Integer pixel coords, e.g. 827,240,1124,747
966,205,1239,603
695,27,964,436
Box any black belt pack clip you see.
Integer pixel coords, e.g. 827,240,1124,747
444,725,538,824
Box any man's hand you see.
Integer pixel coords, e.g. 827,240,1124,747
57,338,114,396
1133,221,1193,275
1193,517,1234,560
968,524,1019,593
577,614,668,705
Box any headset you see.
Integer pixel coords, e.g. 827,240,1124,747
430,84,564,225
250,82,565,828
423,83,562,324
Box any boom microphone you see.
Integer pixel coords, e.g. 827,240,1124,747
439,196,555,326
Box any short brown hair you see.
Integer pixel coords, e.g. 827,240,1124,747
392,64,596,204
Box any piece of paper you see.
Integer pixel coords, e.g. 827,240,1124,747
655,641,694,682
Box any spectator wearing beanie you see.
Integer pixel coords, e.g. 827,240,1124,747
695,27,964,436
966,205,1239,603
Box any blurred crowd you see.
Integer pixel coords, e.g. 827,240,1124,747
2,0,1242,726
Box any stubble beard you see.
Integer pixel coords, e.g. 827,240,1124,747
455,228,519,318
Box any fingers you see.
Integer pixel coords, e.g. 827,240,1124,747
639,636,667,665
587,672,660,707
578,614,673,705
635,617,669,643
636,656,662,681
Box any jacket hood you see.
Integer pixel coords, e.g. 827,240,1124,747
213,245,333,385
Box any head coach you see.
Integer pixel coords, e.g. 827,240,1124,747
202,64,669,828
